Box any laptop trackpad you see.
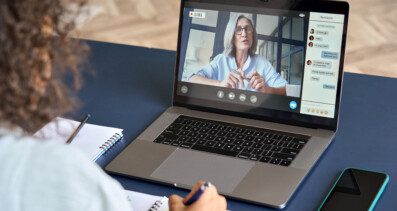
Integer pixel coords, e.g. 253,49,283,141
150,148,255,194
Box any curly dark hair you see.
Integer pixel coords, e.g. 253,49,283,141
0,0,89,133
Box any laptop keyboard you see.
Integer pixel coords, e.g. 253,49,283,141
153,116,310,167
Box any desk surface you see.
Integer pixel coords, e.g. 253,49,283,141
75,40,397,210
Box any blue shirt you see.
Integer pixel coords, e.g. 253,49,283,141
190,54,287,90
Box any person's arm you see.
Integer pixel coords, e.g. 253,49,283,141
246,70,286,95
190,73,244,89
168,181,227,211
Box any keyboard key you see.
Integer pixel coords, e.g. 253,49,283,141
182,125,192,130
242,147,253,153
223,144,235,150
282,136,293,142
235,128,246,134
260,157,271,163
244,130,255,135
162,139,171,145
233,139,244,145
273,134,283,140
280,160,291,166
250,155,261,161
235,134,245,139
187,132,198,137
244,136,255,141
263,133,274,139
232,146,243,152
262,150,273,157
238,153,251,159
180,143,193,148
272,153,295,161
214,142,225,148
270,158,281,165
254,137,265,142
171,141,182,146
197,140,206,145
217,131,227,136
262,144,272,150
264,139,275,145
196,134,207,139
294,144,304,150
253,131,264,137
271,146,282,152
281,148,300,155
292,138,308,145
205,141,216,147
208,130,217,135
205,135,216,141
199,128,209,133
225,133,236,138
192,145,239,157
180,131,189,136
253,143,263,149
252,148,263,155
223,138,234,144
187,138,198,143
242,141,254,147
215,137,225,142
178,136,188,142
226,127,236,132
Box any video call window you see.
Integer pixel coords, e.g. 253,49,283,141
179,8,307,98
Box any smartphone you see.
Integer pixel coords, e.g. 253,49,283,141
318,168,389,211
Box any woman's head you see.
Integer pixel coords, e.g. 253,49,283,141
223,14,257,57
0,0,88,133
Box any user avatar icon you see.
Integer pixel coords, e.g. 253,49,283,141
228,92,235,100
217,90,225,99
250,95,257,104
181,85,188,94
307,60,312,65
289,101,297,110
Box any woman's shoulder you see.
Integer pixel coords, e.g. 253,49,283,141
0,134,130,210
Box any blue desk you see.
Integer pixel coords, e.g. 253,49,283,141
76,40,397,210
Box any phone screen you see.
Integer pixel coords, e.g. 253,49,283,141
319,168,388,211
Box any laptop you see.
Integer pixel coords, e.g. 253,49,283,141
106,0,349,208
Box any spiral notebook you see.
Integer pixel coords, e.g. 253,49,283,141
126,190,168,211
34,117,124,161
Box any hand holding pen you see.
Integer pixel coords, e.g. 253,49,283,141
168,181,227,211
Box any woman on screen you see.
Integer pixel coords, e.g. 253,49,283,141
190,14,287,95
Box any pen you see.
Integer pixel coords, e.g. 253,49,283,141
66,114,91,144
184,182,211,206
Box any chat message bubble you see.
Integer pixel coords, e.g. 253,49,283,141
321,51,339,60
311,69,336,77
323,84,336,90
314,37,323,41
316,30,329,36
313,60,332,69
315,43,329,49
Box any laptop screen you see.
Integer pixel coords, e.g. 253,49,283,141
174,0,348,130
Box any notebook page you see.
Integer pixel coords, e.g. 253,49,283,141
126,190,168,211
34,117,123,160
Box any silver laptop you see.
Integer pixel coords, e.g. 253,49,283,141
106,0,349,208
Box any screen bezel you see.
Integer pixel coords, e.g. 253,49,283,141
173,0,349,131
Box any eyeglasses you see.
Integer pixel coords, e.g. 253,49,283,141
234,26,254,35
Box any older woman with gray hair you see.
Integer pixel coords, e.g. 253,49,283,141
190,14,287,95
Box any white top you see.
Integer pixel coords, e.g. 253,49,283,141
0,127,133,211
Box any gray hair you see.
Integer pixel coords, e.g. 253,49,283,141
223,14,258,57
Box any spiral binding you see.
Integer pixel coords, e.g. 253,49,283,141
148,199,164,211
99,132,123,151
